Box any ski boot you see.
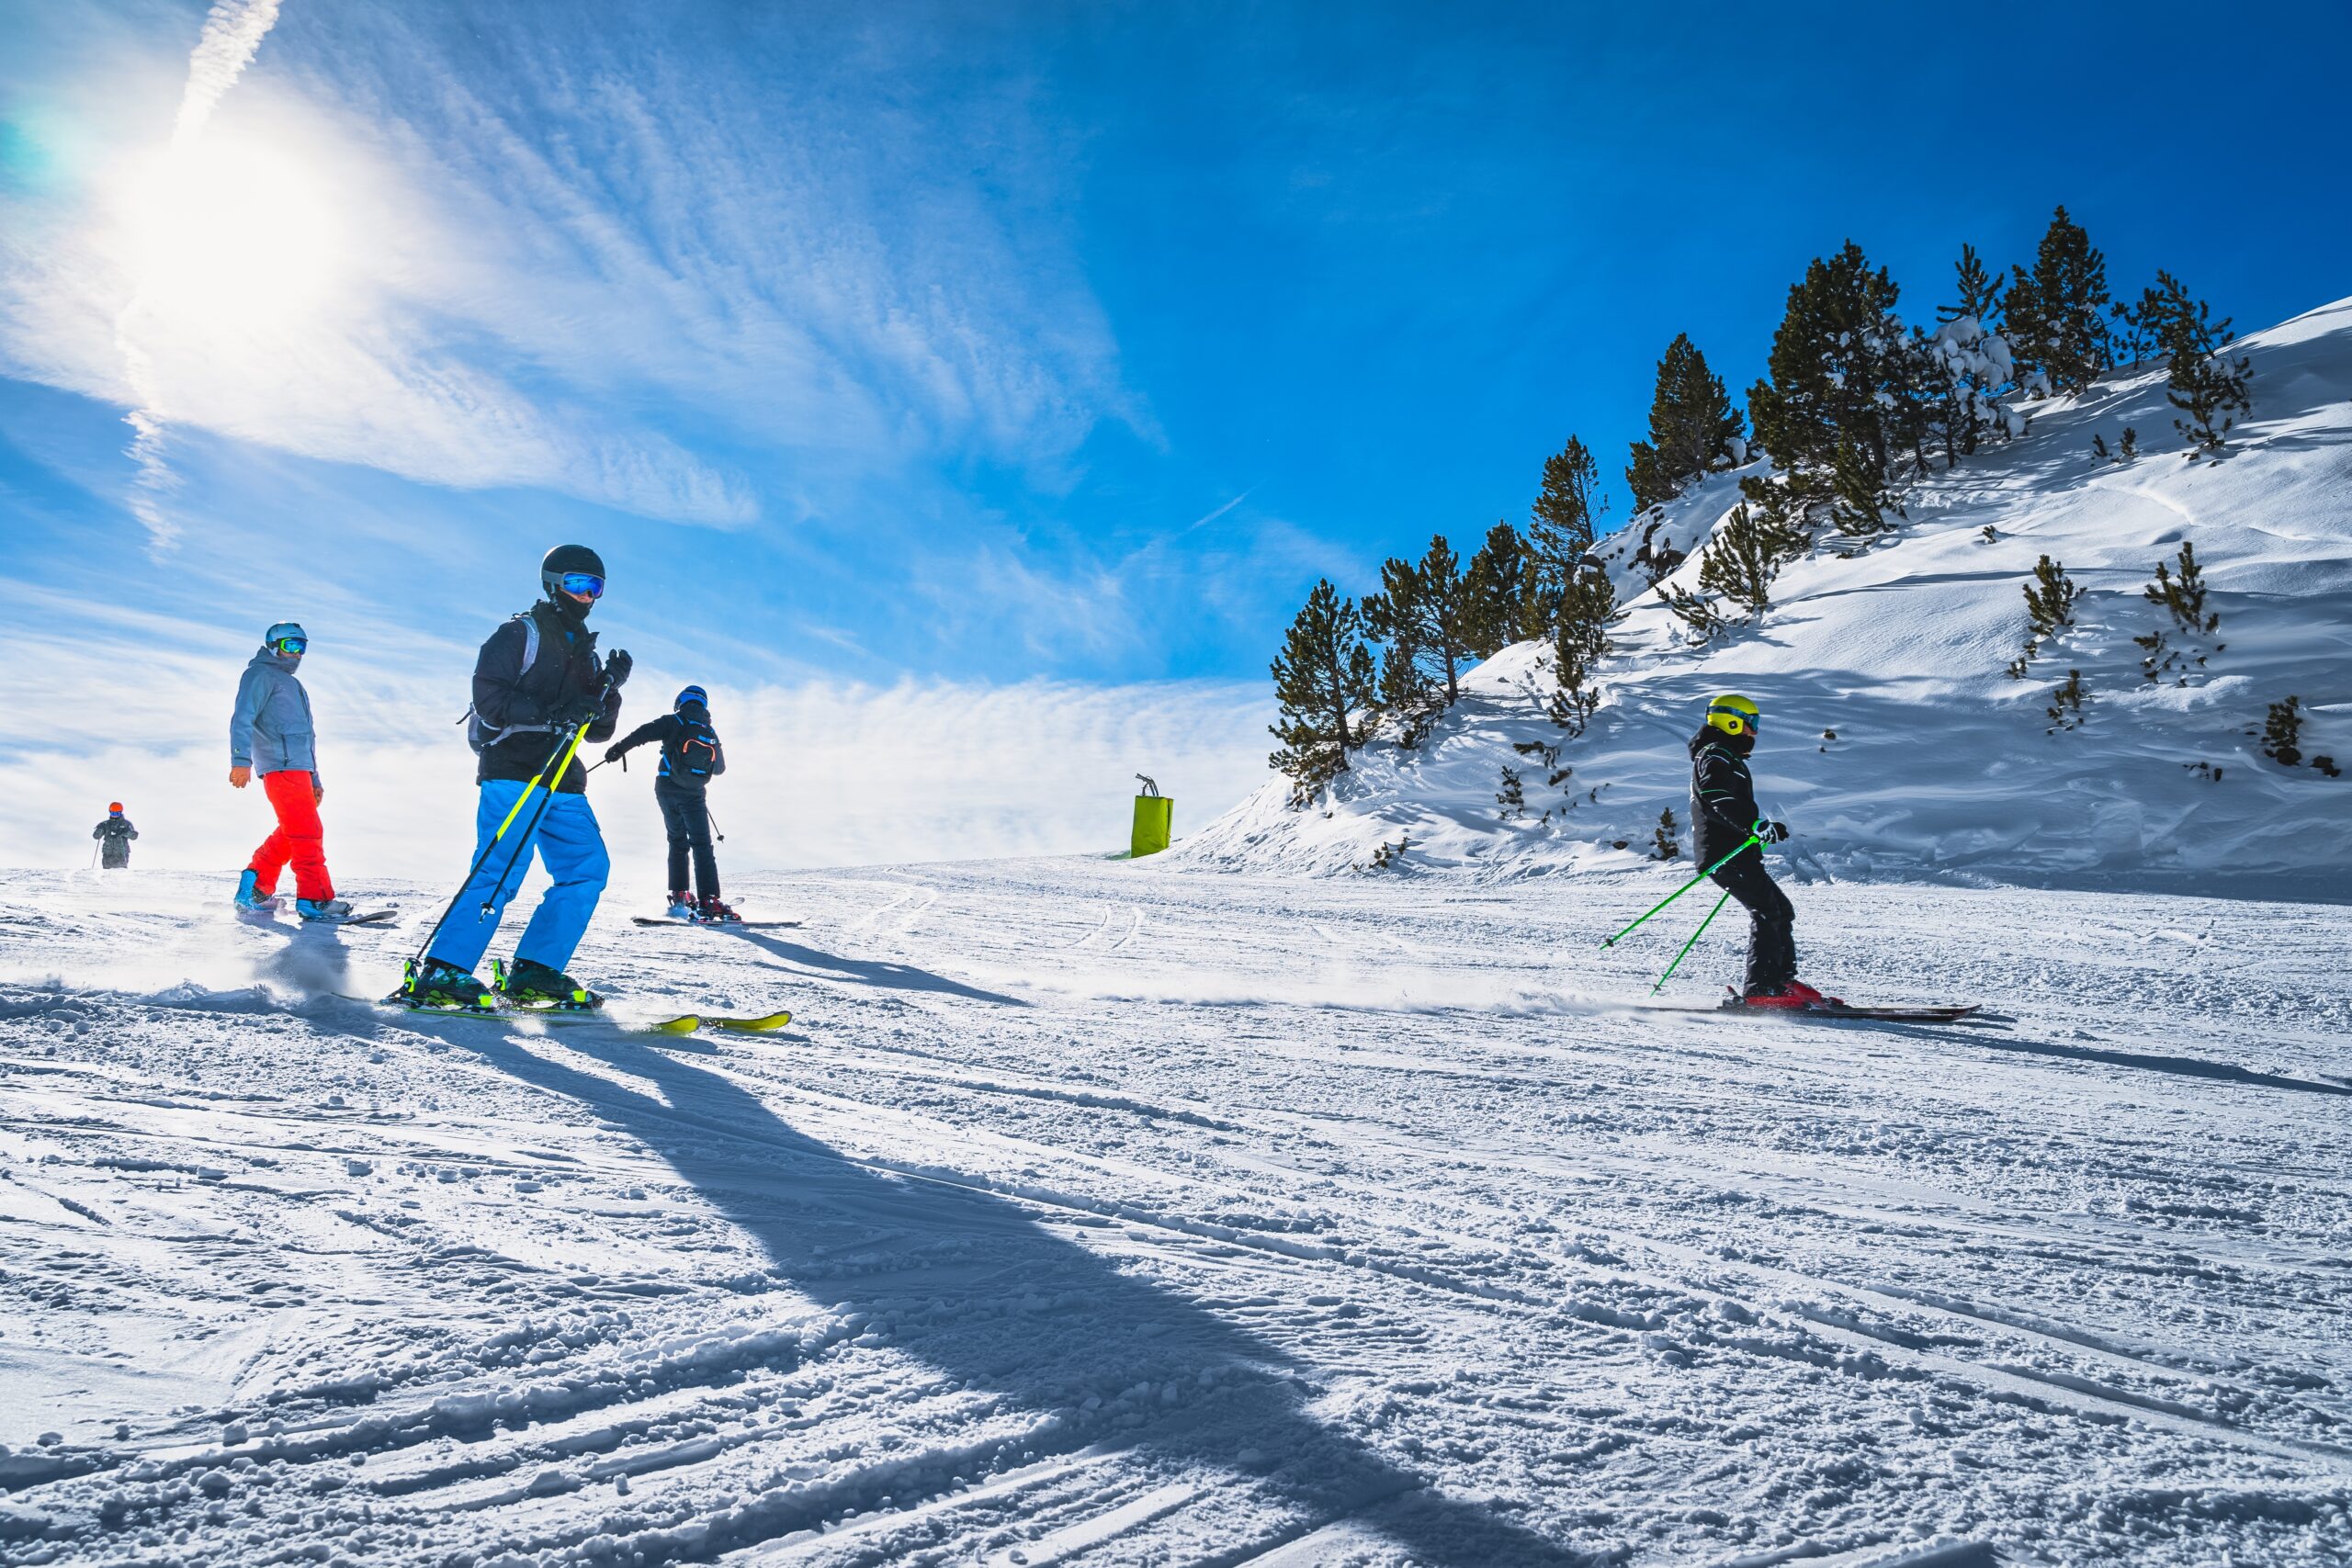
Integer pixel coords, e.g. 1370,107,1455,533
1734,979,1845,1011
694,896,742,925
296,897,355,921
234,869,277,912
491,956,605,1012
393,957,498,1014
664,891,697,920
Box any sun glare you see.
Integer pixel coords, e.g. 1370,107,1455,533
120,131,343,328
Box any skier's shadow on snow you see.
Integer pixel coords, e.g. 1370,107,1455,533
720,929,1024,1006
253,920,356,998
473,1033,1593,1566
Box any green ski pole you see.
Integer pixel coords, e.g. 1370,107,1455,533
1652,886,1734,994
1600,832,1761,949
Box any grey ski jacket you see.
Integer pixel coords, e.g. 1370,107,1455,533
230,647,322,780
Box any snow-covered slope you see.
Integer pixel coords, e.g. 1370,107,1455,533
1181,297,2352,897
3,863,2348,1565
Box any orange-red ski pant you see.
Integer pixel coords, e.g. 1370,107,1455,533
247,770,334,902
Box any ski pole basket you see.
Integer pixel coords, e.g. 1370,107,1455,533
1130,774,1172,859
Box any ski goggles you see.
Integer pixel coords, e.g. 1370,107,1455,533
557,571,605,600
274,636,308,656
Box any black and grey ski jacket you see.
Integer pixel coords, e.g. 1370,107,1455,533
608,713,726,791
471,601,622,793
1689,730,1761,865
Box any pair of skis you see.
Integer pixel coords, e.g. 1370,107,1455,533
383,994,793,1035
242,900,401,927
1714,992,1979,1024
628,916,801,929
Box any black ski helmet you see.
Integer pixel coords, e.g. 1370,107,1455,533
541,544,606,604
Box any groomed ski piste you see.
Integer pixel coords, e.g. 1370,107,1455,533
5,298,2352,1566
2,860,2347,1567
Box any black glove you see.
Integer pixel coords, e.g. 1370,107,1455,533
603,745,625,765
604,649,632,690
553,693,603,728
1753,818,1790,844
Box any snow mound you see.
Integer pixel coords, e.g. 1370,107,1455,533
1178,296,2352,897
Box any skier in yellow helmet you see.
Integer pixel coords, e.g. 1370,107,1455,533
1689,694,1838,1009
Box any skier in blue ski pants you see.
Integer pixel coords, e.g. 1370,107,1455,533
424,783,611,975
403,543,630,1010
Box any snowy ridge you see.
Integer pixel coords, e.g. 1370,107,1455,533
1177,297,2352,896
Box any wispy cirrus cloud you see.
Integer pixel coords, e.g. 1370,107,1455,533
0,1,1139,538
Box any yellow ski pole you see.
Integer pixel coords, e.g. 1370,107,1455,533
411,709,595,964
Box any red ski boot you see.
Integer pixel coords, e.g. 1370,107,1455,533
695,897,743,925
1732,979,1846,1010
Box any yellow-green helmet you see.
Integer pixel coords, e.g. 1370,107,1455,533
1705,694,1760,739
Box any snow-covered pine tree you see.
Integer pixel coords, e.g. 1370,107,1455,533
1363,536,1479,707
1747,241,1907,482
1463,522,1534,658
2046,670,2086,732
1527,435,1601,622
1830,435,1901,541
2002,207,2110,395
2160,286,2252,454
1698,500,1809,613
1922,243,2022,465
1496,765,1525,819
2144,541,2219,636
2022,554,2082,640
1268,580,1377,805
1624,333,1747,513
2261,696,2303,767
1545,561,1614,735
1937,243,2005,328
1651,807,1679,860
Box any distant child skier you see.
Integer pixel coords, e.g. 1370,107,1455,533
1689,694,1836,1009
92,804,138,869
231,622,351,919
401,546,631,1012
605,684,736,922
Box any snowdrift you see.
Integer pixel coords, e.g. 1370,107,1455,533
1178,296,2352,897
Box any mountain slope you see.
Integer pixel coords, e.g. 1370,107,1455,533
1180,296,2352,897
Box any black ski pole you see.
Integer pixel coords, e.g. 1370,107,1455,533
410,714,593,967
706,805,723,843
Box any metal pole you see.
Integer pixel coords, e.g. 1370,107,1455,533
1653,886,1735,994
1600,832,1761,949
409,716,592,967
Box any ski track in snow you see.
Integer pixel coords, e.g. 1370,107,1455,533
0,862,2347,1566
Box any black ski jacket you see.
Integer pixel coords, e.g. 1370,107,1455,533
608,713,726,791
471,601,622,793
1689,730,1762,866
92,817,138,842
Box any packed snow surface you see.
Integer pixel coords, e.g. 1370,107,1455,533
1180,297,2352,895
2,863,2347,1565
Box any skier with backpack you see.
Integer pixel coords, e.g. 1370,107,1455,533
231,622,352,919
399,546,632,1012
92,804,138,869
1688,694,1838,1010
605,684,737,922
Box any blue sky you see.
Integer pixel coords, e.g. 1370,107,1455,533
1,0,2348,867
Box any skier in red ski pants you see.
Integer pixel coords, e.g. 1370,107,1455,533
246,768,334,903
231,623,348,918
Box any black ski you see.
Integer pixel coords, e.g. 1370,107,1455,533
628,916,801,929
1717,996,1979,1023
